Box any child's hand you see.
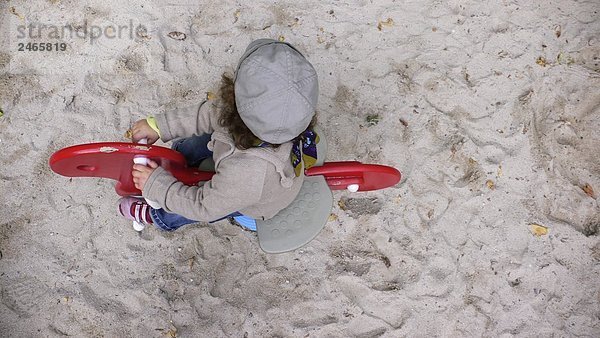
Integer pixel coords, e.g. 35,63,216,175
130,119,159,144
132,160,159,191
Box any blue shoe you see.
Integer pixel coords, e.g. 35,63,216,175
232,215,257,232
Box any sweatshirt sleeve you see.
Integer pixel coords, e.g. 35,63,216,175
142,156,267,222
153,100,219,142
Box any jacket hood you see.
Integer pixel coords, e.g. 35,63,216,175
243,143,297,189
211,131,297,189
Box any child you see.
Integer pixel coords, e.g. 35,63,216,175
119,39,320,232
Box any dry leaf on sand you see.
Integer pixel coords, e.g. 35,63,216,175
530,223,548,236
536,56,547,67
582,183,595,199
377,18,394,31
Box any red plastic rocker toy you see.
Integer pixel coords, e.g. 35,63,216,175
50,134,401,253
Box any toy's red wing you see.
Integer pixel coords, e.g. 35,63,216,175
49,142,214,196
305,161,401,191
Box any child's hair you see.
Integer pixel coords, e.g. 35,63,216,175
218,74,317,150
218,74,257,150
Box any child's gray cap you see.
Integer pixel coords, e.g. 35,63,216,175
235,39,318,144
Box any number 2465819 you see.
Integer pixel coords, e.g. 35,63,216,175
18,42,67,51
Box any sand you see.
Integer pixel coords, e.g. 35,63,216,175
1,0,599,336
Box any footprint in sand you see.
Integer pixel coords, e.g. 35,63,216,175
1,276,51,318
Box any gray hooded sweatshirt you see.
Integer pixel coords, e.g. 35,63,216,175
142,100,303,222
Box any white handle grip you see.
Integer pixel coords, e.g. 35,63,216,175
347,184,359,192
133,138,149,165
132,138,162,210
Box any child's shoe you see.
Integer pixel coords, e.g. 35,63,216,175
118,197,153,230
228,214,257,232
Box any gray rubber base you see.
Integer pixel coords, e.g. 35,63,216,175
257,175,332,253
